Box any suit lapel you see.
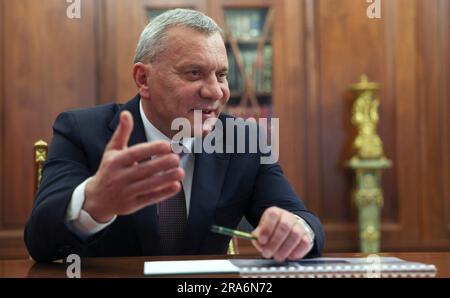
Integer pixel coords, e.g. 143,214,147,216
108,95,159,255
183,142,230,254
108,94,147,147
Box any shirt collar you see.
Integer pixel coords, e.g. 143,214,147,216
139,100,194,153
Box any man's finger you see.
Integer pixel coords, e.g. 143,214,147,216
287,235,311,260
251,230,264,254
126,168,185,196
115,141,172,166
255,207,281,245
135,181,182,209
273,224,303,262
106,111,134,151
123,153,181,182
261,216,295,259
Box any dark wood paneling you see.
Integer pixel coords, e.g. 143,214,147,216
272,0,308,206
310,0,391,250
272,0,450,252
0,0,4,231
98,0,146,104
380,0,420,247
3,0,98,227
317,0,392,222
304,0,322,217
444,0,450,240
419,0,450,244
0,0,98,258
308,0,450,252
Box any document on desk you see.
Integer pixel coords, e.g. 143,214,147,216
144,259,240,276
144,257,436,277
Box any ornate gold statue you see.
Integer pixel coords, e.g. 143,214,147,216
351,76,383,159
347,75,391,253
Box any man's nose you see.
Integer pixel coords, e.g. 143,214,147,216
200,76,224,101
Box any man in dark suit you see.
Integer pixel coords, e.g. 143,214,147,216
24,9,323,262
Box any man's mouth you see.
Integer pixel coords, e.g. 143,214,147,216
201,109,214,115
189,108,219,134
192,108,217,116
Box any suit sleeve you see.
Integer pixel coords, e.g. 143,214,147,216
24,112,108,262
245,162,325,257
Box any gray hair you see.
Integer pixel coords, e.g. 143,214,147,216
134,9,223,63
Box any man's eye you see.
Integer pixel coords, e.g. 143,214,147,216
189,70,201,77
217,73,228,82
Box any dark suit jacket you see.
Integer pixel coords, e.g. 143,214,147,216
24,95,324,262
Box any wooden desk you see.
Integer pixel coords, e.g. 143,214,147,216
0,252,449,278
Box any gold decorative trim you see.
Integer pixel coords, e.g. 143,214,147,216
34,140,48,191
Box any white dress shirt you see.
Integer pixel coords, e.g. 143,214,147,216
66,100,314,252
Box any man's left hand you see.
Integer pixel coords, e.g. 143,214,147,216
252,207,312,262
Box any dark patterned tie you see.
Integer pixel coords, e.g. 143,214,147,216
158,151,187,254
158,185,187,255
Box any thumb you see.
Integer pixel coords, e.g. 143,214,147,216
251,226,263,252
106,111,134,151
252,226,261,239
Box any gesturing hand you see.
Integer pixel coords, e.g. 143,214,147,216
83,111,185,223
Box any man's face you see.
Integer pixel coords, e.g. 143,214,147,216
142,26,230,137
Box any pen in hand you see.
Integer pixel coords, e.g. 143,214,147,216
210,225,258,240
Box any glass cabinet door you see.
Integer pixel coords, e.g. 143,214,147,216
223,7,273,121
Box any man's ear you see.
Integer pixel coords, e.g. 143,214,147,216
133,62,151,99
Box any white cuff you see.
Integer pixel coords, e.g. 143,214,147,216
294,215,315,252
66,177,116,237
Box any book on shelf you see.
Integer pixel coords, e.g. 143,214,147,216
225,9,265,40
262,45,272,93
227,45,272,95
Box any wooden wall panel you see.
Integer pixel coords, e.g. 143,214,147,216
319,0,384,222
97,0,146,104
307,0,401,250
444,0,450,241
302,0,450,252
0,0,98,258
272,0,308,207
303,0,322,217
381,0,421,248
0,0,4,230
419,0,450,245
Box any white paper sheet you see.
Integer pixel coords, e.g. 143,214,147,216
144,259,240,276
